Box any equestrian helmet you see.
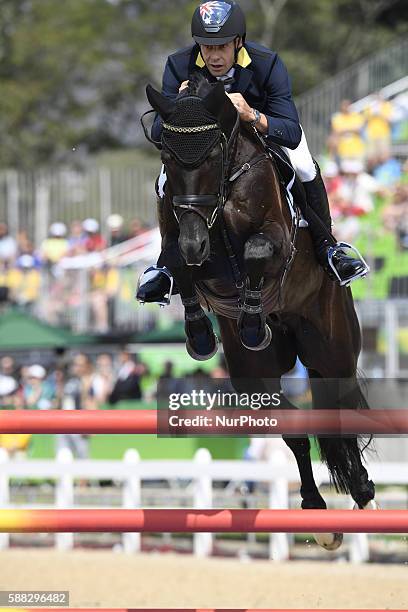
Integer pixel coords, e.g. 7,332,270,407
192,1,246,45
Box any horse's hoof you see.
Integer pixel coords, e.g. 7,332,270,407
353,499,380,510
240,323,272,352
186,333,219,361
313,531,343,550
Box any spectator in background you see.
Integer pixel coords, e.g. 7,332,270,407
57,353,98,466
0,222,17,264
157,360,177,394
1,356,17,380
364,93,394,162
107,214,127,246
16,229,32,254
53,346,70,377
63,353,100,411
93,353,115,405
88,263,120,334
322,160,341,198
382,184,408,250
82,218,106,252
23,364,54,410
330,160,379,243
371,152,402,188
67,220,86,256
47,367,66,409
109,349,147,405
16,239,41,269
128,218,146,239
0,373,20,408
40,222,69,266
337,160,378,215
330,99,365,166
11,254,41,307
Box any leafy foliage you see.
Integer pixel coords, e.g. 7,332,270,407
0,0,406,167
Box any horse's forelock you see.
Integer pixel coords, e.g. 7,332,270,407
187,73,214,98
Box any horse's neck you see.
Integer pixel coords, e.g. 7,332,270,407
233,127,261,165
233,127,287,220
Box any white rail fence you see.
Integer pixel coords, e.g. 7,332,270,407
0,447,406,563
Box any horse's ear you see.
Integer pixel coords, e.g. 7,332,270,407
201,82,226,119
146,84,176,120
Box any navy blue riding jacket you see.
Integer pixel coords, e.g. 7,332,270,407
151,41,302,150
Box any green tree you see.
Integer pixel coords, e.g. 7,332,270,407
0,0,406,167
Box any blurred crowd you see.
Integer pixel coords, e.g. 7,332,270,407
0,349,236,459
0,347,149,458
0,215,150,332
0,348,148,411
324,93,408,249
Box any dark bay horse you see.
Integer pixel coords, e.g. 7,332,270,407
145,74,377,550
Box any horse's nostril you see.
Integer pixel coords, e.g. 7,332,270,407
200,240,207,254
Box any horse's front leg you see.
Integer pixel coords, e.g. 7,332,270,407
238,233,275,351
168,258,218,361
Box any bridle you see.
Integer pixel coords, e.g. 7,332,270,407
140,102,290,294
163,110,241,230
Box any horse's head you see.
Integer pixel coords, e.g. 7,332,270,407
146,74,237,266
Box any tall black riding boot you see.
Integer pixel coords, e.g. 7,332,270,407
135,196,178,305
301,162,369,286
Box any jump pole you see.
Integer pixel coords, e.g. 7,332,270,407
0,509,407,533
11,609,408,612
1,409,408,434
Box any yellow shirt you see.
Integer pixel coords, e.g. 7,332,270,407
337,133,366,160
41,238,68,263
332,111,365,135
365,101,393,140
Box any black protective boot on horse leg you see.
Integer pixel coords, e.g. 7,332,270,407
301,162,369,286
237,233,273,351
168,266,218,362
182,293,219,361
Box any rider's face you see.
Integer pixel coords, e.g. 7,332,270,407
200,39,239,77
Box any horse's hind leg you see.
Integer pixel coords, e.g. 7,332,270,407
308,369,376,509
238,233,274,351
282,435,327,510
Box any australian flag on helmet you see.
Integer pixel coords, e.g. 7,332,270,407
199,1,232,31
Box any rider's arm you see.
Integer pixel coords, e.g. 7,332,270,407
262,54,302,150
151,58,181,144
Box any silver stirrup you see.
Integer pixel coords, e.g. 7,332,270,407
136,265,174,307
327,242,370,287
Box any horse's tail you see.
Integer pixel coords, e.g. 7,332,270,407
315,373,376,494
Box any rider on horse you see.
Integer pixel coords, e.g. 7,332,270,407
137,0,369,305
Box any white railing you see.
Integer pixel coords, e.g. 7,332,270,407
0,447,407,563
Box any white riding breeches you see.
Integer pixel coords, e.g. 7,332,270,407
282,126,317,182
157,125,316,198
